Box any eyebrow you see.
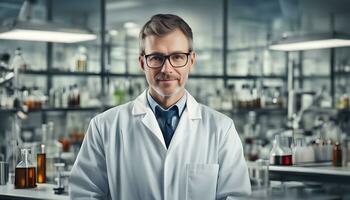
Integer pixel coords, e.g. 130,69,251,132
146,50,189,55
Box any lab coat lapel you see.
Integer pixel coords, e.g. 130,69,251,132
132,90,166,149
167,91,202,152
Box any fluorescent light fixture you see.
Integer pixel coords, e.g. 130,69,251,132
123,22,138,29
108,29,118,36
269,32,350,51
0,20,97,43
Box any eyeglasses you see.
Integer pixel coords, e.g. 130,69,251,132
144,52,191,68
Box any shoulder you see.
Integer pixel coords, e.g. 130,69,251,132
93,101,134,125
198,103,234,131
199,103,233,123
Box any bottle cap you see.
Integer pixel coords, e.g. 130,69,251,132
41,144,45,153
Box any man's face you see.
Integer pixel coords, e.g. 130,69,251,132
139,28,195,97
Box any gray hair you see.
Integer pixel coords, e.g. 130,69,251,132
139,14,193,55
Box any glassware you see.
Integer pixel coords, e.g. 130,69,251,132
333,141,342,167
248,159,269,191
0,161,9,185
293,138,315,164
269,135,293,166
15,148,36,189
11,48,27,70
75,46,88,72
37,144,46,183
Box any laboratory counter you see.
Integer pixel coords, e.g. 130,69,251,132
1,165,350,199
0,182,348,200
230,186,349,200
0,183,68,200
269,164,350,184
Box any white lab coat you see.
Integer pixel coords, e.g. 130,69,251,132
69,90,251,200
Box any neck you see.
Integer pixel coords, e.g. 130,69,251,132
149,88,185,109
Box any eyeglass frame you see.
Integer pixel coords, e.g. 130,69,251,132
143,51,192,68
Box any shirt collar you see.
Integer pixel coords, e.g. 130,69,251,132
146,89,187,117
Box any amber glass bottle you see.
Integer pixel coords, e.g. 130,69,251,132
333,142,342,167
37,144,46,183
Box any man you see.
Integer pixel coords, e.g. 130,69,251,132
69,14,251,200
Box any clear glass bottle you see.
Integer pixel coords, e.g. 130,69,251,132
11,48,27,70
269,135,293,166
293,138,315,164
75,46,88,72
15,148,36,189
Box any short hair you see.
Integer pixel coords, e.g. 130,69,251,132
139,14,193,55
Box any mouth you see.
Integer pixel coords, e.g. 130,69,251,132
157,79,177,82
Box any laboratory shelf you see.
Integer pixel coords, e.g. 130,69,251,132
295,75,330,80
105,72,144,78
19,69,102,77
0,66,12,72
226,75,286,80
0,106,108,113
219,108,287,114
19,69,286,80
28,106,105,112
106,73,284,79
335,71,350,77
0,108,16,113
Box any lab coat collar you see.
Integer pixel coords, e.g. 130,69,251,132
132,89,202,120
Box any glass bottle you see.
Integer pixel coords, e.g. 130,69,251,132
37,144,46,183
11,48,27,70
333,142,342,167
75,46,88,72
15,148,36,189
269,135,293,166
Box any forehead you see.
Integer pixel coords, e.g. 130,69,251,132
143,28,190,54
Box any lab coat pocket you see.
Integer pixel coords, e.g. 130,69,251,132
186,164,219,200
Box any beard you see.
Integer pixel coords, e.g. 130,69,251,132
147,72,187,97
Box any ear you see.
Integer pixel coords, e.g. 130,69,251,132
188,51,196,72
139,55,145,71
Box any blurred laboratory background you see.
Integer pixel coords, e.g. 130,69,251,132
0,0,350,199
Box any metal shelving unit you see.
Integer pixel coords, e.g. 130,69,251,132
219,108,287,115
20,69,102,77
1,0,290,119
0,106,105,113
18,70,287,80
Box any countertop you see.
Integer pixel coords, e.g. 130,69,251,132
269,164,350,176
268,164,350,184
0,183,69,200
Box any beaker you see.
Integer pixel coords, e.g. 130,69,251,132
270,135,293,166
14,148,36,189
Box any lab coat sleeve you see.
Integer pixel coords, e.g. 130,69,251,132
216,120,252,200
69,117,110,200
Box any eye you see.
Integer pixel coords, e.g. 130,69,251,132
149,55,164,62
172,54,185,60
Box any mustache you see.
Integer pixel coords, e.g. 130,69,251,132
156,73,180,80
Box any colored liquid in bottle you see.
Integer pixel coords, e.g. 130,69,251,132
273,155,292,166
15,167,37,188
37,153,46,183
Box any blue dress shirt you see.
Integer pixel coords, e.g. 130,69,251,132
147,90,187,147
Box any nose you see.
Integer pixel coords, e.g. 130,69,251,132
160,58,173,73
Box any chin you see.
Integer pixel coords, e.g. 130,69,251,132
153,85,183,97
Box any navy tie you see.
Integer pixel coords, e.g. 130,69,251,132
155,106,178,148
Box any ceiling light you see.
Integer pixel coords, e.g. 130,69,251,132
269,32,350,51
108,29,118,36
123,22,138,29
0,0,96,43
0,20,96,43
